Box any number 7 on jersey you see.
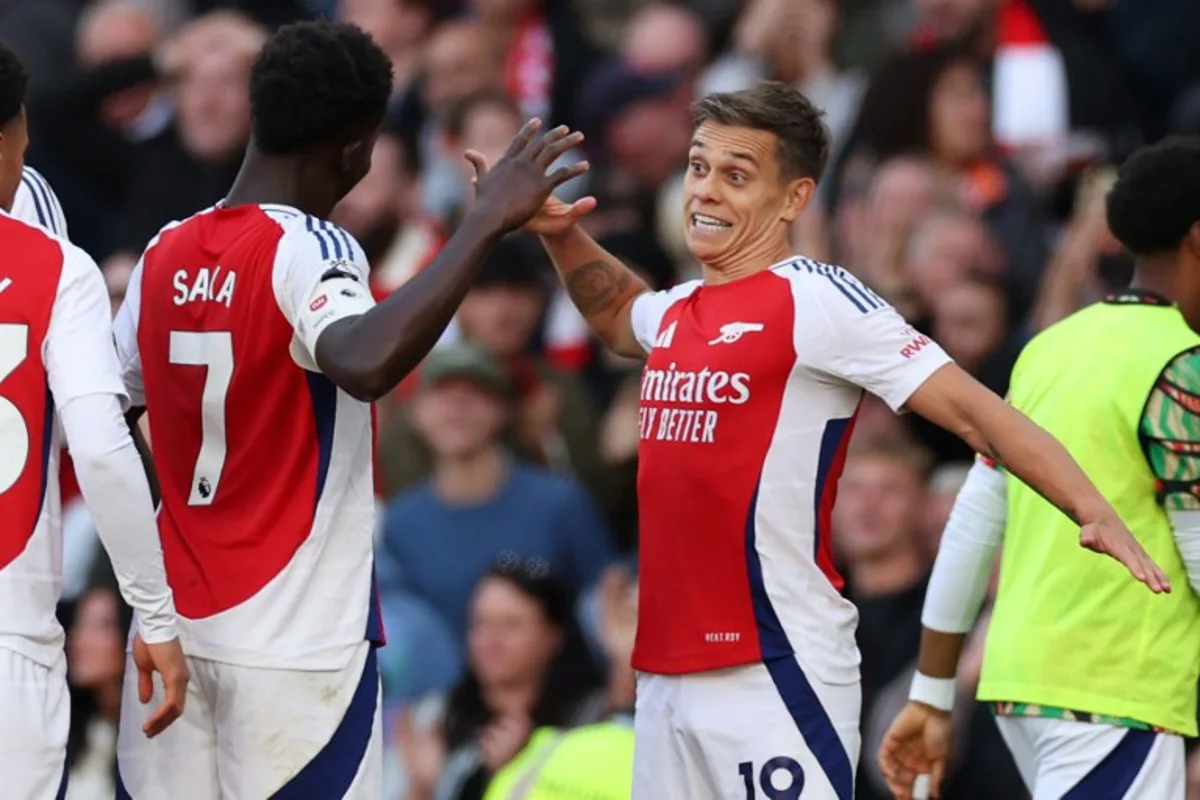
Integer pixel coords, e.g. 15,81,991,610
169,330,233,506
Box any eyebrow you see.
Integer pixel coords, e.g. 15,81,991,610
689,139,759,167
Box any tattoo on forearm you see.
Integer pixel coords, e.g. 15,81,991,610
565,260,633,316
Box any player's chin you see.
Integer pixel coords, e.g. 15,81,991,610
684,232,733,264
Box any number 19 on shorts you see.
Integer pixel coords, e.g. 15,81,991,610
739,757,805,799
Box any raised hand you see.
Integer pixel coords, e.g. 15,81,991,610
465,119,597,236
877,701,952,800
132,632,189,738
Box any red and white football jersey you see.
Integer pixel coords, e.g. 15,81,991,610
114,203,382,670
0,211,126,666
628,257,950,681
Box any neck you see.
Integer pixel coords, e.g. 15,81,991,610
482,679,540,718
223,146,338,218
1129,255,1180,301
848,546,925,599
433,446,507,504
701,235,792,285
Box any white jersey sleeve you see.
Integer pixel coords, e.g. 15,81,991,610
12,167,69,239
271,215,376,370
629,280,703,352
45,245,175,642
113,256,146,407
44,243,128,408
794,261,952,411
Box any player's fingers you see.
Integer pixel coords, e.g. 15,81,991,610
566,196,598,217
505,118,542,158
535,129,584,168
463,149,490,180
138,666,153,704
930,760,947,798
528,125,571,165
546,161,590,189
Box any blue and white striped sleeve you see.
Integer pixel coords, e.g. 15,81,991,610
12,166,69,239
272,215,376,364
792,259,952,411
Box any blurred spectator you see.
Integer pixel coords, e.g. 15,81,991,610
338,0,434,100
378,238,607,504
922,461,972,556
838,435,1025,799
377,343,615,648
846,43,1049,317
620,2,708,81
332,127,445,294
64,585,130,800
30,8,264,257
395,561,605,800
577,60,691,239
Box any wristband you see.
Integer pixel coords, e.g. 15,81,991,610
909,672,955,712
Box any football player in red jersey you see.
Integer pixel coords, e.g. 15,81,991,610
470,79,1168,799
0,40,186,799
112,21,587,799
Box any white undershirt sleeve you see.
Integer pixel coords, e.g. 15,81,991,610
921,460,1008,634
1168,510,1200,596
45,245,175,642
59,393,177,643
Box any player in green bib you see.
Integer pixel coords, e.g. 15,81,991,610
878,136,1200,800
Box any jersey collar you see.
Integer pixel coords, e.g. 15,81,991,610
1103,288,1174,307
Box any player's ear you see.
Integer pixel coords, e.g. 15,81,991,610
1188,221,1200,258
780,176,816,225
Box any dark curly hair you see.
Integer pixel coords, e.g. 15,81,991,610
1107,136,1200,256
249,21,393,155
0,40,27,129
692,81,831,183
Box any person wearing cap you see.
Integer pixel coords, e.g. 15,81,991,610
377,235,609,505
376,341,616,661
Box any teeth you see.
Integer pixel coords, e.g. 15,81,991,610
692,214,731,229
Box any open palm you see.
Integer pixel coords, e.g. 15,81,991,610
465,149,597,236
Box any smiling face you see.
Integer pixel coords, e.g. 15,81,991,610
683,121,814,275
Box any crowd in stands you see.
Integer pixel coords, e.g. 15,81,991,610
7,0,1200,796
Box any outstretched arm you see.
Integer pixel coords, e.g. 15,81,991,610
539,225,649,358
314,121,588,401
907,365,1169,592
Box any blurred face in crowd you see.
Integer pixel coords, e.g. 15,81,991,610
470,0,539,25
413,377,508,460
423,23,498,118
915,0,990,41
468,576,561,690
102,252,137,318
0,107,27,212
923,464,970,553
67,588,125,690
176,49,253,163
835,454,926,562
764,0,837,84
339,0,430,70
621,3,707,76
932,281,1007,371
867,157,938,235
77,4,160,129
683,121,810,270
334,133,409,245
929,61,989,166
607,95,693,187
458,282,545,359
453,100,522,186
906,212,992,308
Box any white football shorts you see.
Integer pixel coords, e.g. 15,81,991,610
995,714,1184,799
0,646,68,799
116,641,382,799
633,655,860,800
